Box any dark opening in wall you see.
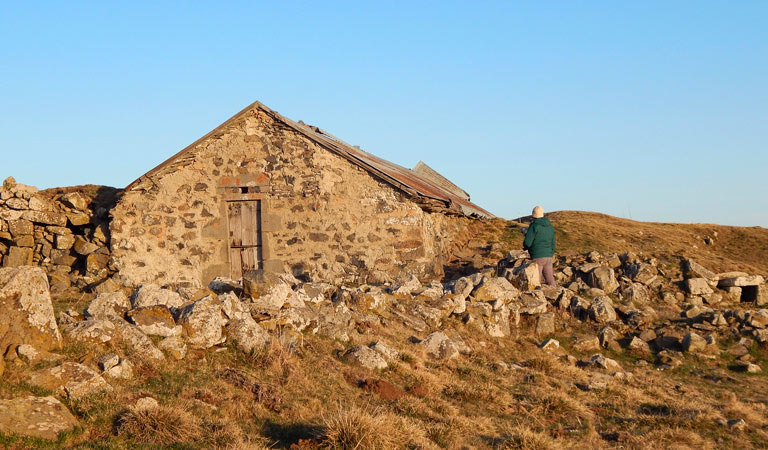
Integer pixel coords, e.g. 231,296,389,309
741,286,758,302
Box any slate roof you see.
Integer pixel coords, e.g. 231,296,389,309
126,101,494,219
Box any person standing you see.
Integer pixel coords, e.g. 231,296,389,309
523,205,556,286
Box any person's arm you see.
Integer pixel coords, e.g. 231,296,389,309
523,223,536,250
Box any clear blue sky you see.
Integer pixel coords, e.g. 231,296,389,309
1,2,766,226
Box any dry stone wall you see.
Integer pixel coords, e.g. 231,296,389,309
111,108,474,288
0,178,112,292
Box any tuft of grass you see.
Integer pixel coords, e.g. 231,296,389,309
321,403,407,450
496,424,562,450
115,405,204,445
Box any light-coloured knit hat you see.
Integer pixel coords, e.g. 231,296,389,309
532,206,544,218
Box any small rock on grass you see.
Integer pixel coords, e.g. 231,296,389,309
343,346,388,370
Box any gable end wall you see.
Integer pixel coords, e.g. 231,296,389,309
110,108,473,288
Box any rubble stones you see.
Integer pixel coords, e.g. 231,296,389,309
684,259,717,281
0,396,79,440
520,291,548,315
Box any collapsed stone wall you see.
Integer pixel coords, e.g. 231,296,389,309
110,108,475,288
0,177,113,292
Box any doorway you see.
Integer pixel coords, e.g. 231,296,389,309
227,200,263,279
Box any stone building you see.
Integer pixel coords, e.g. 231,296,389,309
110,102,493,288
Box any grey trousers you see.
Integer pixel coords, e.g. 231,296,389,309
534,257,556,286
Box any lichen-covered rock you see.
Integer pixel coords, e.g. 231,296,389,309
369,341,399,361
110,318,165,361
126,305,181,337
158,336,187,360
67,319,116,343
85,291,131,320
509,261,541,291
131,283,185,309
29,362,112,399
343,346,388,370
0,266,61,369
419,331,459,360
0,396,78,440
177,295,226,349
227,316,269,353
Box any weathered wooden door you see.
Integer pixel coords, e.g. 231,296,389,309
227,200,263,279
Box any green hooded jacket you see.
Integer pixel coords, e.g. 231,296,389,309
523,217,556,259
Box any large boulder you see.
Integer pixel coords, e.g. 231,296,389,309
0,396,79,440
0,267,61,373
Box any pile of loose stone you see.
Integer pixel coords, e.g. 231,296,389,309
0,177,111,292
2,244,767,440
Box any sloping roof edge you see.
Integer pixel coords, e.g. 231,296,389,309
126,101,494,219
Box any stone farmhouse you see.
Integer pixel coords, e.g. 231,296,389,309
109,102,493,288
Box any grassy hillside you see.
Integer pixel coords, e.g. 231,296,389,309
1,209,767,449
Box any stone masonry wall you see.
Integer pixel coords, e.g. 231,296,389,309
0,178,112,293
110,108,473,288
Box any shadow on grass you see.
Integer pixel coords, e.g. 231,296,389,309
262,421,324,448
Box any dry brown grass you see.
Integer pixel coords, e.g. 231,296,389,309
321,402,415,449
496,424,563,450
115,405,204,445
